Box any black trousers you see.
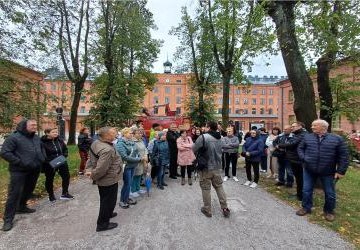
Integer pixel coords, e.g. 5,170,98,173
43,164,70,196
97,183,118,229
150,158,157,179
221,153,226,170
224,152,238,177
3,170,40,223
245,160,260,183
290,162,303,200
169,152,178,177
180,165,193,178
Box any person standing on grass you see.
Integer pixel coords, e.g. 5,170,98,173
77,127,93,175
265,127,281,179
1,119,46,232
222,127,240,182
296,119,349,222
41,128,74,202
176,129,196,186
193,121,230,218
86,127,122,232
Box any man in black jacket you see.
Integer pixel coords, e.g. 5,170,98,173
166,123,180,179
0,119,45,231
276,121,307,201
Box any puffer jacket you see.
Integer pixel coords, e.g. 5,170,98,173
192,131,223,170
298,133,349,176
242,136,264,162
222,135,240,154
0,119,45,172
153,140,170,166
278,128,307,164
88,139,122,186
115,138,141,169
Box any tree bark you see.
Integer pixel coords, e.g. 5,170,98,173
221,71,231,127
266,1,317,131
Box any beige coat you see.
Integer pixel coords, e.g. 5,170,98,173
134,139,148,176
87,139,122,186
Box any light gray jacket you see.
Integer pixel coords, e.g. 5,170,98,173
193,133,223,170
222,136,240,153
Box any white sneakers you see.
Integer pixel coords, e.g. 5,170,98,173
223,176,229,182
138,189,147,194
130,192,139,198
243,181,258,188
243,181,251,186
233,177,239,182
249,182,258,188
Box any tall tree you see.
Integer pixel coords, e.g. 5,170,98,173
170,7,216,125
204,0,275,127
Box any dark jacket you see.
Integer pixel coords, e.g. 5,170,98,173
278,128,307,164
193,131,223,170
115,138,141,169
298,133,349,176
77,133,93,152
242,136,264,162
153,140,170,167
41,136,68,165
272,133,291,158
0,120,45,172
166,130,179,155
259,133,268,157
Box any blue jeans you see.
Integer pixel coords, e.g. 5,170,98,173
120,167,135,203
278,158,294,185
302,168,336,213
157,165,165,187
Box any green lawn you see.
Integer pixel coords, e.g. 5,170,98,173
259,166,360,249
0,145,80,219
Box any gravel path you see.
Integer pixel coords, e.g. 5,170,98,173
0,169,354,250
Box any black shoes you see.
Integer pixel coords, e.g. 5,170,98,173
169,176,177,179
111,212,117,218
157,186,164,190
162,183,168,186
96,222,118,232
222,208,231,218
16,207,36,214
2,222,13,231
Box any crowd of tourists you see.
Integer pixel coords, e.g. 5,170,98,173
0,118,350,232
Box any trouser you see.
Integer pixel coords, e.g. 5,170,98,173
157,165,166,187
79,151,88,173
260,155,267,171
97,183,118,229
3,170,40,223
224,152,238,177
221,153,226,170
43,164,70,196
199,169,228,213
269,155,278,175
277,158,294,185
245,160,260,183
302,168,336,213
169,154,178,177
131,175,142,192
180,165,193,178
290,162,303,200
150,158,157,179
120,167,134,203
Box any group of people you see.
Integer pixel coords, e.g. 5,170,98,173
0,117,350,232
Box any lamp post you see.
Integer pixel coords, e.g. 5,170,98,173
56,107,65,141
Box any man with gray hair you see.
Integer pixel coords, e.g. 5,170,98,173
86,127,122,232
296,119,349,221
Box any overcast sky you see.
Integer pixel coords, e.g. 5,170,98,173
147,0,287,77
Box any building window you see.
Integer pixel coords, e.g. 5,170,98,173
243,98,248,104
176,79,182,83
176,87,182,94
51,83,56,91
218,108,222,114
165,87,170,94
165,79,170,83
153,96,159,104
269,89,274,95
176,96,182,104
176,107,181,115
165,97,170,104
289,90,294,102
235,89,241,95
269,99,273,105
252,98,256,105
260,98,265,105
153,87,158,93
252,108,256,114
229,98,231,104
80,106,86,113
235,109,240,114
218,98,223,104
332,115,341,129
261,89,266,95
235,98,240,104
243,109,248,114
242,88,250,94
252,89,257,95
229,108,232,114
268,108,273,114
154,106,158,114
80,95,86,102
260,108,265,114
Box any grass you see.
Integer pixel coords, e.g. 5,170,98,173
0,145,80,219
259,166,360,249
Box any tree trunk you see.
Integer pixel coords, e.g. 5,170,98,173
316,55,334,130
221,71,231,128
68,80,85,144
198,86,205,125
266,2,317,131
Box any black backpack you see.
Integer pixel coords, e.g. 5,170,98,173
193,134,208,171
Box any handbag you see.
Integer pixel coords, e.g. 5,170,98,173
193,134,208,171
49,155,67,169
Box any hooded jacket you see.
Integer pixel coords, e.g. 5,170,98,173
153,139,170,167
41,135,68,167
0,119,45,172
192,131,223,170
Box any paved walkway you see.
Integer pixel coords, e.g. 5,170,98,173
0,169,353,250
